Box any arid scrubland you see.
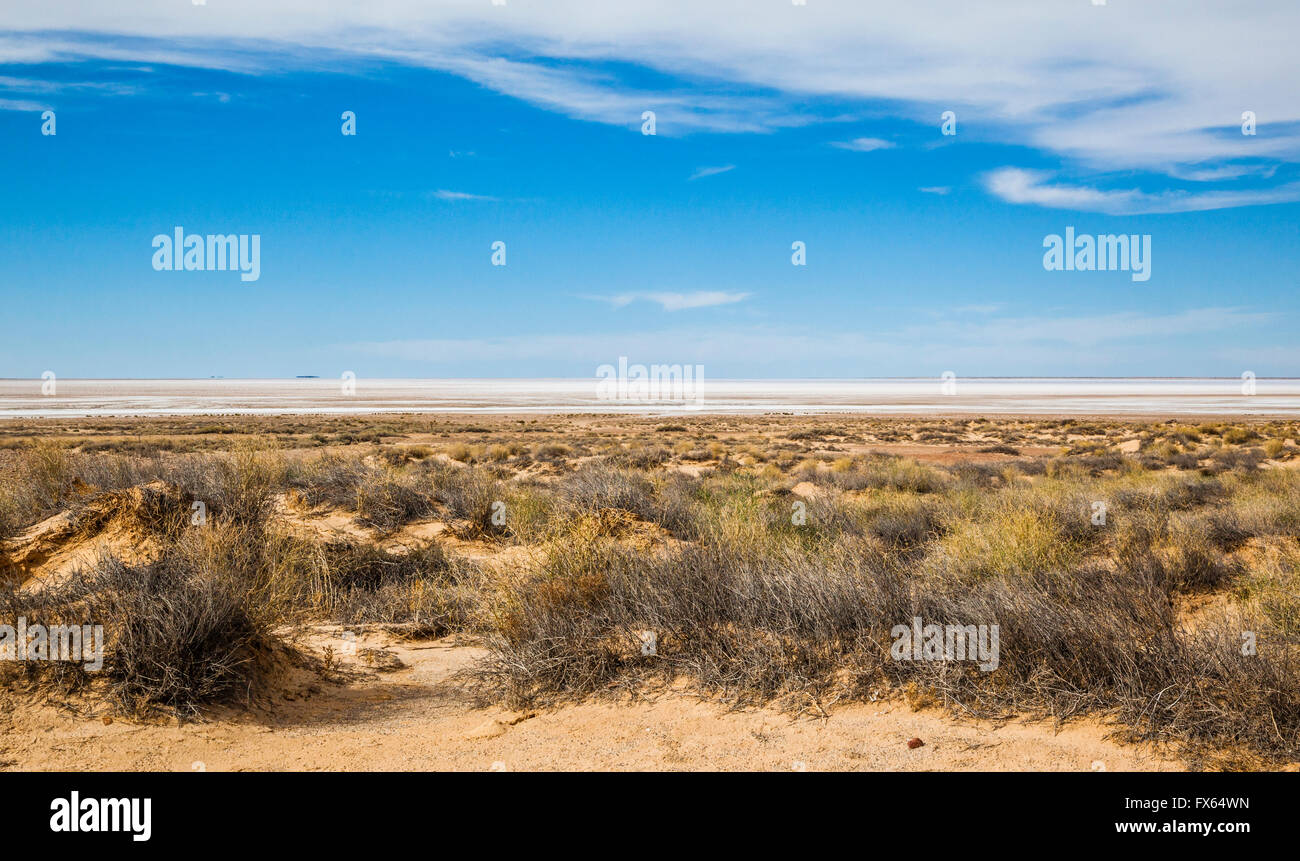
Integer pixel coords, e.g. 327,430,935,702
2,414,1300,769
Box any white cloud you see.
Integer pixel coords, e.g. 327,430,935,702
0,96,48,111
688,164,735,181
984,168,1300,215
831,137,894,152
6,2,1300,208
0,75,135,96
583,291,751,312
1168,164,1278,182
429,189,498,201
919,186,951,195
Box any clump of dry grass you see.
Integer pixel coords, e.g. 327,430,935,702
2,518,473,716
2,521,278,715
354,479,433,532
69,481,196,543
560,463,655,518
322,541,481,636
800,454,949,494
608,444,672,470
472,528,1300,760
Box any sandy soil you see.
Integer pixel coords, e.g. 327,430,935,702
0,629,1177,772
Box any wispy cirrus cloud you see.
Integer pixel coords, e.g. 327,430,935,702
688,164,735,181
0,96,48,111
8,2,1299,169
0,74,137,96
831,137,893,152
919,185,951,195
429,189,498,201
984,167,1300,215
581,291,750,312
5,2,1300,212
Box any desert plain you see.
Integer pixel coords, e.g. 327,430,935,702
2,412,1298,771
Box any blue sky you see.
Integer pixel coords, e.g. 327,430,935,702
1,1,1298,379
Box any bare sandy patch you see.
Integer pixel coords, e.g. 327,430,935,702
0,632,1180,772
